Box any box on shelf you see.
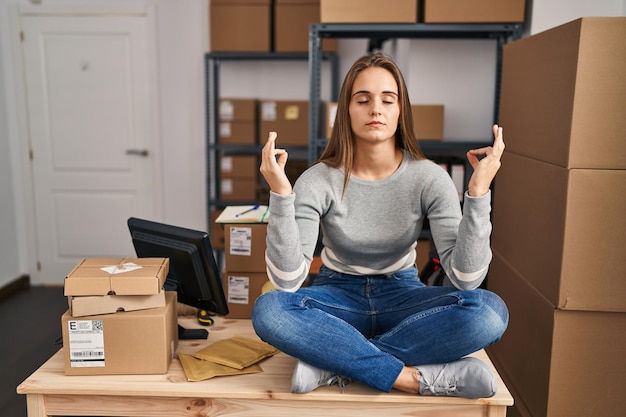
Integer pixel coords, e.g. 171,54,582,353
64,258,169,297
62,291,178,375
220,155,259,179
219,98,258,145
487,252,626,417
219,98,257,122
259,100,309,146
321,0,417,23
222,271,268,319
68,292,166,317
499,17,626,169
210,0,271,52
274,0,337,52
492,151,626,313
423,0,525,23
411,105,444,141
224,223,268,272
220,177,258,202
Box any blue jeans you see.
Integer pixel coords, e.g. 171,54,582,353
252,265,508,392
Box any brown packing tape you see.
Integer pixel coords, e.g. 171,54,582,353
191,336,279,370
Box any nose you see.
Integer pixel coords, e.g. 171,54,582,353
370,101,382,116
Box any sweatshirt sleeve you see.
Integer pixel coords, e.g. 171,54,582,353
264,186,320,292
425,174,493,290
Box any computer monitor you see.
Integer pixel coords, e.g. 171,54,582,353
127,217,229,338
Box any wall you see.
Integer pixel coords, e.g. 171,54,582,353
0,0,624,289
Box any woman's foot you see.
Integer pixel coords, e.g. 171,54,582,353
415,357,497,399
291,360,351,393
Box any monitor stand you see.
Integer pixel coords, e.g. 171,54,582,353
178,324,208,340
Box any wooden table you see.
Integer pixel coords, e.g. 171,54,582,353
18,316,513,417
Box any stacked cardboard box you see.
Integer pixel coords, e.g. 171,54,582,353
210,0,272,52
210,0,336,53
423,0,526,23
487,18,626,417
62,258,178,375
218,98,259,202
216,209,270,319
259,99,309,146
321,0,418,23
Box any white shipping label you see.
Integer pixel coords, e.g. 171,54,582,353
229,227,252,256
221,156,234,173
220,100,235,120
227,275,250,304
261,101,277,121
219,122,232,138
68,319,105,368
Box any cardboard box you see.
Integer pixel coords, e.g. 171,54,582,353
218,121,257,145
423,0,525,23
411,105,444,141
68,291,166,317
219,98,257,122
220,155,259,179
210,209,225,250
64,258,169,296
487,252,626,417
225,223,267,272
220,177,258,202
499,17,626,169
321,0,417,23
62,291,178,375
492,152,626,313
259,100,309,146
210,0,271,52
222,271,268,319
274,0,337,52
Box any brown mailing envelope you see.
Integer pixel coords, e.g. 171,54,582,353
191,335,279,369
179,353,262,382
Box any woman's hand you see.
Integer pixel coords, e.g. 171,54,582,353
260,131,293,195
466,124,505,197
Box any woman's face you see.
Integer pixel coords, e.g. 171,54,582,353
349,66,400,145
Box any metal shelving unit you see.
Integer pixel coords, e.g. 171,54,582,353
307,23,523,162
205,52,339,212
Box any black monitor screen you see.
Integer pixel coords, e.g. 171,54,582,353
127,217,228,316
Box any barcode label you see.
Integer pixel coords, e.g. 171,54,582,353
68,319,105,367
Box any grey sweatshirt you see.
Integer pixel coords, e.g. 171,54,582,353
265,152,492,292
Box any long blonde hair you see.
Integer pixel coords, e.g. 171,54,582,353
317,52,426,193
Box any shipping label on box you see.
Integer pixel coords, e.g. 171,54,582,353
64,258,169,296
62,291,178,375
225,224,267,272
223,271,268,319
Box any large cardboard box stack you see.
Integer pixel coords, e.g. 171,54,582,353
62,258,178,375
217,209,270,319
220,154,259,203
210,0,272,52
487,18,626,417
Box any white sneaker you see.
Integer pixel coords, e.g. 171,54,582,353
416,357,497,399
291,360,350,394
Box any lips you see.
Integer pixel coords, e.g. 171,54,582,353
366,121,383,126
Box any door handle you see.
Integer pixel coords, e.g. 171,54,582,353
125,149,149,157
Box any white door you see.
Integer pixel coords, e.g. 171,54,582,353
21,13,161,284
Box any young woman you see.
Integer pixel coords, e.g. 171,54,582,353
252,52,508,398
